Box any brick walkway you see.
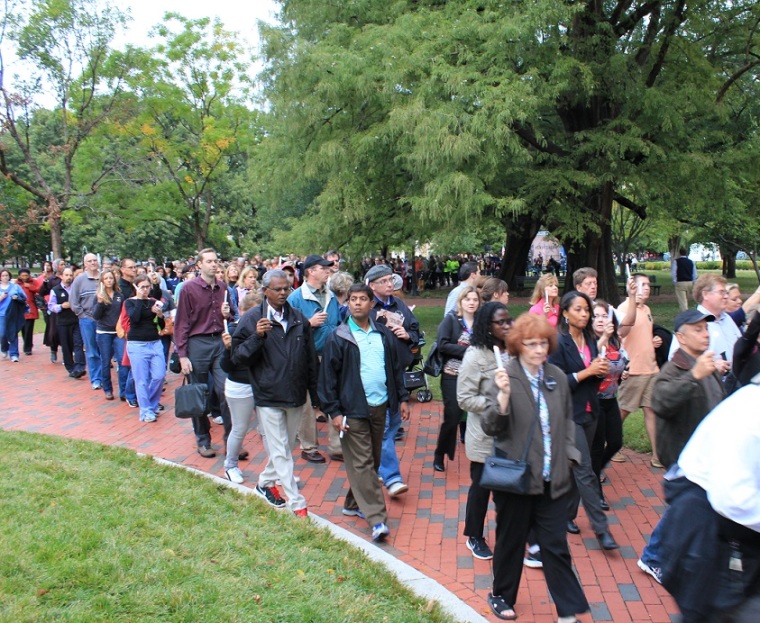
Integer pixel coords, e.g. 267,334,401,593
1,341,678,622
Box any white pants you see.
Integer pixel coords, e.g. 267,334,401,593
256,404,306,512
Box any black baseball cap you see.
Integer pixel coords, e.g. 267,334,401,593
674,309,715,332
303,254,334,270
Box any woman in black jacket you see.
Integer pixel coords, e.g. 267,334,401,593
92,269,124,401
125,275,166,423
549,291,618,550
433,285,480,472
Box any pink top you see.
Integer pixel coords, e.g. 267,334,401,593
528,302,560,327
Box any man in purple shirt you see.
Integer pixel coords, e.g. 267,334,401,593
174,248,232,457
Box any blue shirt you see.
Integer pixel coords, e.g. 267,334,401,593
348,316,388,407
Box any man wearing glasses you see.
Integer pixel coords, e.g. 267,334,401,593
230,269,319,517
365,264,420,498
287,254,342,463
174,248,232,458
69,253,103,390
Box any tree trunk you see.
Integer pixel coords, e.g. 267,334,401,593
498,214,541,291
720,242,737,279
562,183,620,305
48,199,63,259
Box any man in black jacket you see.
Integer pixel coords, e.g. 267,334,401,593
319,283,410,541
230,269,319,517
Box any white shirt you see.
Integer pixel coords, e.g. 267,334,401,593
678,382,760,533
667,304,742,363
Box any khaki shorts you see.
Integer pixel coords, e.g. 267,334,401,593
617,374,656,413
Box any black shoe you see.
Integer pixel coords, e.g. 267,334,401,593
600,497,610,511
597,531,619,550
566,520,580,535
156,403,165,412
238,449,249,461
126,399,139,408
301,450,326,464
316,414,327,423
120,395,126,402
24,351,32,356
394,427,406,441
433,456,445,472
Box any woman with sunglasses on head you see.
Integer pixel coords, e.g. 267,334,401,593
480,313,588,622
456,301,511,561
124,275,166,423
590,300,628,510
528,273,561,327
549,291,618,550
433,285,481,472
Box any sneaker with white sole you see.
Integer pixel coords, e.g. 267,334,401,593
524,550,543,568
466,536,493,560
254,484,286,509
212,415,223,425
225,467,244,484
637,558,663,584
342,508,365,519
388,482,408,497
372,522,390,541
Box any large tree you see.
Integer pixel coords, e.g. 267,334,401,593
0,0,133,258
259,0,760,301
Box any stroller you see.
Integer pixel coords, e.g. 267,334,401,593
403,331,433,403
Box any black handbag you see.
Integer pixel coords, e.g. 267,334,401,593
169,350,181,374
480,382,542,495
34,294,47,311
174,376,209,419
422,340,444,377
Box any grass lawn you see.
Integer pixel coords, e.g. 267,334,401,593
0,430,456,623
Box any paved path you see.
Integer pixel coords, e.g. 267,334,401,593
1,343,678,622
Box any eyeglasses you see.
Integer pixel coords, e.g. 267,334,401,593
266,286,292,293
709,289,729,297
491,319,511,326
374,278,394,285
522,340,549,350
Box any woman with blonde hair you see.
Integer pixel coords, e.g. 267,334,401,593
528,273,560,327
236,266,258,305
93,269,125,401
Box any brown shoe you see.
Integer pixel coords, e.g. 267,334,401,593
301,450,326,464
610,451,627,463
650,458,664,469
197,445,216,458
104,392,115,401
329,453,344,462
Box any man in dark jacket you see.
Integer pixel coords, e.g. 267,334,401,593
638,309,726,583
319,283,410,541
366,264,419,497
230,269,319,517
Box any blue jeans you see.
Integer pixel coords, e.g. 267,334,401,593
126,340,166,420
95,333,126,396
124,367,136,401
379,407,403,487
641,510,664,567
0,314,20,357
79,317,101,385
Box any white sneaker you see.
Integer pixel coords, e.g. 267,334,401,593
388,482,409,497
212,416,224,425
225,467,244,484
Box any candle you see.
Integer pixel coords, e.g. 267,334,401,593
493,345,504,369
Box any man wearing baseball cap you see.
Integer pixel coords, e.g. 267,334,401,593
637,308,727,584
365,263,420,497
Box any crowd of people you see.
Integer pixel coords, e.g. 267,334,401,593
2,251,760,622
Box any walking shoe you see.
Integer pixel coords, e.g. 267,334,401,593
294,508,309,518
600,496,610,511
254,484,287,509
50,352,57,363
126,399,139,408
104,392,114,401
610,451,627,462
1,351,7,359
24,351,32,356
225,467,244,484
120,395,126,402
197,445,216,458
342,508,365,519
301,450,326,464
329,453,344,462
143,413,157,423
394,427,406,441
597,531,619,550
91,382,102,390
523,550,543,568
650,458,665,469
372,522,390,542
316,413,327,423
238,449,249,461
388,482,408,497
637,559,663,584
156,403,165,412
466,537,494,560
11,356,19,362
211,415,223,425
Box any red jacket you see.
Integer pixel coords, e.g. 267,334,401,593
17,277,42,320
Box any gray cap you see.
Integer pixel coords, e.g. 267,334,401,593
674,309,715,332
364,264,393,283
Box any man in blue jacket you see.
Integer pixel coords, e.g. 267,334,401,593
288,253,343,463
319,283,410,541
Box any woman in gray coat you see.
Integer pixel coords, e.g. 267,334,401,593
481,313,587,622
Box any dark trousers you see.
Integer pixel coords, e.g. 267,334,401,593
567,419,608,535
21,318,35,354
342,403,388,526
187,335,231,447
464,461,491,539
57,322,85,373
591,397,623,481
492,484,589,618
435,373,463,460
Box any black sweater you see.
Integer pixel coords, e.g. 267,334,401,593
93,292,125,332
125,298,162,342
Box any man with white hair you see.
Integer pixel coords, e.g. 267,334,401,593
69,253,103,389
